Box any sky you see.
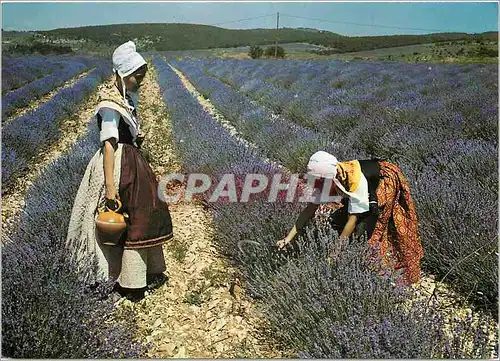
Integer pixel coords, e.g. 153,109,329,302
2,1,498,36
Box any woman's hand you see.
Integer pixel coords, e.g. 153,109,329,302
136,132,145,147
276,238,290,250
105,183,120,211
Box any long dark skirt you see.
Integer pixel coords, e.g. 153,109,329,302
118,144,173,249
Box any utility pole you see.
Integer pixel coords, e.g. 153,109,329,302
274,12,280,58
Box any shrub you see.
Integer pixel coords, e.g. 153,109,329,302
265,45,285,58
248,45,264,59
476,46,498,58
7,42,73,56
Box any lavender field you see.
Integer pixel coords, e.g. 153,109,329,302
157,56,498,358
171,57,498,307
2,54,498,358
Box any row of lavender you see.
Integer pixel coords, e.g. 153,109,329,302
200,58,496,134
153,55,495,358
2,121,145,358
168,58,340,173
2,56,101,118
171,58,498,310
2,59,113,189
2,55,88,92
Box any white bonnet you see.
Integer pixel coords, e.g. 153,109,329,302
112,41,147,78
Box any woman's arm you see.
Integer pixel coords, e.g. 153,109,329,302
277,203,319,249
103,138,119,200
340,214,357,240
98,107,120,201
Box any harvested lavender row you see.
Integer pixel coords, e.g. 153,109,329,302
153,57,497,358
3,60,89,118
2,123,145,358
2,62,112,186
169,58,334,172
2,56,68,92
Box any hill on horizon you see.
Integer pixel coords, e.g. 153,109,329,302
3,23,496,54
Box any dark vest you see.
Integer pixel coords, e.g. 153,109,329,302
328,159,383,239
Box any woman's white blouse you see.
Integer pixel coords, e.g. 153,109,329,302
99,107,120,143
310,173,370,214
98,96,139,144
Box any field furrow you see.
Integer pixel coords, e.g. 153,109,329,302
2,63,112,189
3,62,95,121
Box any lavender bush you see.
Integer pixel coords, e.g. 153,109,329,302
169,58,333,173
250,225,497,359
2,123,145,358
153,56,270,174
2,55,68,92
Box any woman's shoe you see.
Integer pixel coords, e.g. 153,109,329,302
115,284,147,302
146,273,169,290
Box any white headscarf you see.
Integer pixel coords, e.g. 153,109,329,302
112,41,147,104
307,151,361,199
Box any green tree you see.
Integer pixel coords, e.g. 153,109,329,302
248,45,264,59
264,45,285,58
476,46,498,58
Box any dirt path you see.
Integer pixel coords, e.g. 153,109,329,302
1,75,113,238
111,61,286,358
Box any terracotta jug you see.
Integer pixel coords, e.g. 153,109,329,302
95,199,128,246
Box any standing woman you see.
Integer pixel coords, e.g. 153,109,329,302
277,151,423,284
67,41,173,298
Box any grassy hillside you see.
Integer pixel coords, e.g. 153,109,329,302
2,24,497,57
30,24,499,52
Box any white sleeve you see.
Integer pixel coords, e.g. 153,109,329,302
348,196,370,214
99,107,120,143
347,175,370,214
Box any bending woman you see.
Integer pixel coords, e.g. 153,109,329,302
67,41,173,297
277,151,423,284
